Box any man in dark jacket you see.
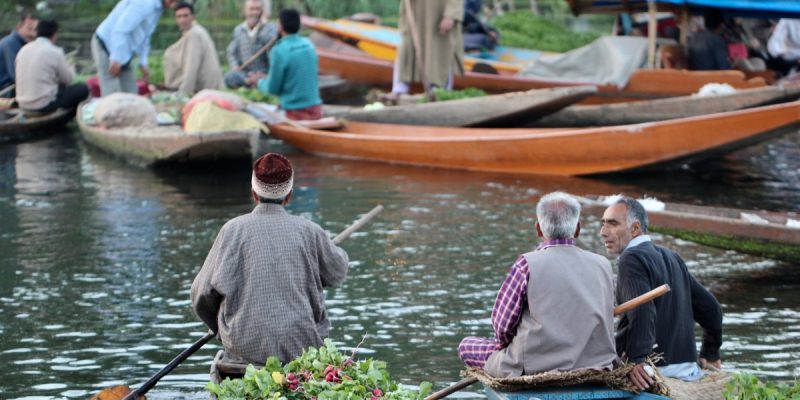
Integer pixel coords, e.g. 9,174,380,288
600,196,723,390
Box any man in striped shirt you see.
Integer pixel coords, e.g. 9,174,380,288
459,192,617,377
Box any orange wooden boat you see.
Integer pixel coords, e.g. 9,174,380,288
314,47,767,104
268,100,800,176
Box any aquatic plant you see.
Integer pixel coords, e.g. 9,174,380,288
723,373,800,400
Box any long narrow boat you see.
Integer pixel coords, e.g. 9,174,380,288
530,84,800,127
314,47,766,104
268,100,800,176
579,195,800,263
76,104,260,166
0,107,74,143
326,86,597,127
302,16,552,75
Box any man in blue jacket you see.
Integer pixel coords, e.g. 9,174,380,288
0,13,37,96
257,8,321,120
92,0,178,96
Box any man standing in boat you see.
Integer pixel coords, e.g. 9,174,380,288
257,9,322,120
458,192,618,377
191,153,350,365
391,0,465,97
599,196,723,390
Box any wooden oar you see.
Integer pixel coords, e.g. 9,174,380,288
424,284,672,400
92,204,385,400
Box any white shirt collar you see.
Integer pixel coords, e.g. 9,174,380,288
624,234,652,251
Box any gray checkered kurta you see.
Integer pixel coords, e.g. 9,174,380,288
191,203,349,364
226,22,278,73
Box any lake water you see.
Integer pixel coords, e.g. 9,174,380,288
0,127,798,399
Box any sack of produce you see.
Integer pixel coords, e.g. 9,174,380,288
93,93,158,128
182,89,246,126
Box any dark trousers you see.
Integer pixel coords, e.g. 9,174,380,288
36,83,90,113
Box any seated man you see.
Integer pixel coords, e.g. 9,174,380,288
257,9,321,120
191,153,349,365
767,18,800,76
225,0,278,89
0,13,37,97
463,0,499,52
14,20,89,112
600,197,723,390
687,10,732,71
459,192,617,378
163,2,223,95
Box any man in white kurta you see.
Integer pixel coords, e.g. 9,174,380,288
163,2,223,95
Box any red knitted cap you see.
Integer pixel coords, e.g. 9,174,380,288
252,153,293,199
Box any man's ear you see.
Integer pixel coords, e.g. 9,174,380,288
535,222,544,238
630,220,641,236
574,221,581,239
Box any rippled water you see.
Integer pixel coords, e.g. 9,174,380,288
0,128,798,399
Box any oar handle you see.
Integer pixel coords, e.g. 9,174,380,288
425,285,671,400
333,205,384,245
614,284,670,316
122,331,216,400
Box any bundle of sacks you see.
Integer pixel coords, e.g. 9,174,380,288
93,93,158,128
181,89,265,133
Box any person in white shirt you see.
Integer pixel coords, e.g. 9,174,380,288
767,18,800,76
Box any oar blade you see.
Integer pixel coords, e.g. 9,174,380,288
89,385,144,400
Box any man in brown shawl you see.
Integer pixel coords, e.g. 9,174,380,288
191,153,349,365
162,2,223,94
391,0,465,95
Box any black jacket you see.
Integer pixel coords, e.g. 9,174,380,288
615,240,723,365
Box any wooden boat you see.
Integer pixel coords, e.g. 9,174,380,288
268,100,800,176
579,196,800,263
485,386,669,400
325,86,597,127
530,84,800,127
76,104,260,166
0,107,74,143
301,16,552,75
313,47,766,104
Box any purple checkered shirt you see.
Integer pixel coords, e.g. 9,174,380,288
458,238,577,368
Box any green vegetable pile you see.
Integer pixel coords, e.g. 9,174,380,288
207,340,432,400
419,87,487,103
492,11,600,52
723,373,800,400
228,87,280,104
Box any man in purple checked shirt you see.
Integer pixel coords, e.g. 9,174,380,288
458,192,618,378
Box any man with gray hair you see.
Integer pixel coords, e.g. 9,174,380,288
191,153,349,367
224,0,278,88
600,196,722,390
459,191,617,377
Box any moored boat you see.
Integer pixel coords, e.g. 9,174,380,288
313,46,766,104
529,84,800,127
579,195,800,263
326,86,597,127
0,107,74,143
268,100,800,176
76,103,260,166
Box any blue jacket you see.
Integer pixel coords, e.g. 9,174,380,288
258,34,320,111
95,0,163,67
0,31,26,89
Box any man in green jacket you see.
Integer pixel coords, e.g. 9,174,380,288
257,8,321,120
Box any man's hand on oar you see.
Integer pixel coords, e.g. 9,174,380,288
90,205,384,400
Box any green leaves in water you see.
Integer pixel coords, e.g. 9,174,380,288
206,339,433,400
723,373,800,400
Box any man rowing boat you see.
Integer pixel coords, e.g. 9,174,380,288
190,153,350,365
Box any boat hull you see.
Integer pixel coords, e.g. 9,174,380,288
269,101,800,176
76,105,259,166
0,108,74,143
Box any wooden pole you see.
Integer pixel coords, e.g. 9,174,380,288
235,35,279,72
424,284,672,400
679,6,689,47
647,0,658,68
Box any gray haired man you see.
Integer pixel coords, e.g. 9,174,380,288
224,0,278,88
459,191,617,378
600,196,723,390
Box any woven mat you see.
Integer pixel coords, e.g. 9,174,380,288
463,365,670,397
664,371,729,400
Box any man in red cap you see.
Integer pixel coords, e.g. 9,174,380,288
191,153,349,366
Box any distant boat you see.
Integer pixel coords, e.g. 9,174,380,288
529,85,800,127
0,107,74,143
578,195,800,263
75,103,259,166
313,46,766,104
301,15,551,75
269,100,800,176
325,86,597,127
